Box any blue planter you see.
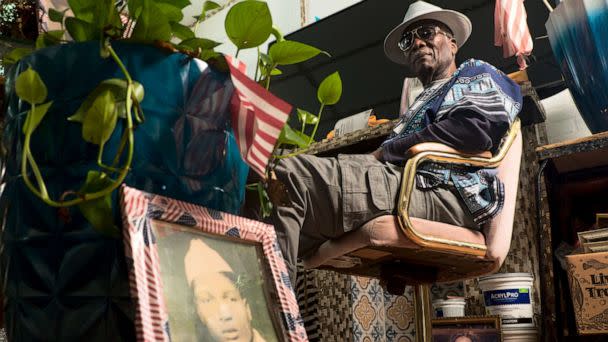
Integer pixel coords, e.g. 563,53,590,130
546,0,608,133
1,42,248,341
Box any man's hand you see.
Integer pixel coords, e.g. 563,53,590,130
371,147,384,162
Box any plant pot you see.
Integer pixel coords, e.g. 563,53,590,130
1,41,248,340
546,0,608,133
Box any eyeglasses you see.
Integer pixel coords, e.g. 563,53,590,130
397,25,453,52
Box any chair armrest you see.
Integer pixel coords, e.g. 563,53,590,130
406,143,492,160
405,118,520,169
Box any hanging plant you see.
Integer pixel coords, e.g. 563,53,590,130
3,0,221,236
3,0,339,227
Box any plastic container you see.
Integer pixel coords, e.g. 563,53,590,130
478,273,534,327
432,297,466,318
502,325,539,342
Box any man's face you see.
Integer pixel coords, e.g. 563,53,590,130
193,273,253,342
402,19,457,78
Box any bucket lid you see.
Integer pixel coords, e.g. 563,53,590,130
478,272,533,281
433,298,465,305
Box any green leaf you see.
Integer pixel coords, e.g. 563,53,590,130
35,30,64,49
170,22,195,40
277,124,310,148
131,0,172,42
79,195,119,237
69,79,144,122
271,26,283,42
100,38,111,58
115,81,144,118
15,67,47,105
198,0,220,21
270,68,282,76
269,40,327,65
199,49,220,61
156,3,183,22
49,8,67,22
68,0,96,23
259,52,272,66
178,38,221,51
270,42,322,65
82,91,117,145
2,47,33,66
68,0,121,30
94,0,123,31
131,82,145,105
128,0,145,19
317,71,342,105
80,171,114,193
258,183,272,218
65,17,97,41
156,0,191,9
225,0,272,50
78,171,119,237
296,108,318,125
203,1,221,13
22,102,53,135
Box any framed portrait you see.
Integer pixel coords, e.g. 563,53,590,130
120,185,307,342
431,316,502,342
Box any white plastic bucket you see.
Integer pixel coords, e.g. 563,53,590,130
478,273,534,326
502,325,538,341
432,298,465,318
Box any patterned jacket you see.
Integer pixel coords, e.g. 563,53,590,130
381,59,522,225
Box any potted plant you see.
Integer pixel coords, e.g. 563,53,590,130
1,0,341,339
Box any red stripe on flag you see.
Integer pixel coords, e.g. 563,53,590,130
494,0,533,69
256,129,280,149
225,56,292,176
250,140,273,159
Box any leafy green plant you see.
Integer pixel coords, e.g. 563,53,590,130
222,1,343,217
4,0,339,227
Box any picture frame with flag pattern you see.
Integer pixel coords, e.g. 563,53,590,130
120,185,307,342
431,315,502,342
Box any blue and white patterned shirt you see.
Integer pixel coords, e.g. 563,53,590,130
381,59,522,225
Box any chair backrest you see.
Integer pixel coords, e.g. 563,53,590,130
482,129,523,270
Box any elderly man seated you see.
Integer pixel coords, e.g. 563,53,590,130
270,1,522,283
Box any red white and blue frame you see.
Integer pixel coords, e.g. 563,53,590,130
120,185,308,341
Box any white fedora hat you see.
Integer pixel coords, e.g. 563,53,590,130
384,1,472,71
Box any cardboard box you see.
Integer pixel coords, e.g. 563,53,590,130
565,251,608,334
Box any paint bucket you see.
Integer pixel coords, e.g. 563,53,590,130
432,297,466,318
478,273,534,327
502,325,539,341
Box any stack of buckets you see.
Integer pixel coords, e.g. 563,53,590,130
478,273,538,341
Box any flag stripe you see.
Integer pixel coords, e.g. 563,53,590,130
494,0,533,70
225,56,292,177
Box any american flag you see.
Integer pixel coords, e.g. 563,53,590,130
225,56,292,177
494,0,534,70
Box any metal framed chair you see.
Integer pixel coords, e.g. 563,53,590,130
302,119,522,342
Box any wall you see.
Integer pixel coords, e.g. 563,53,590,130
184,0,363,78
303,0,363,25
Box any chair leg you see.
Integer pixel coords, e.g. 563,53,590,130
413,284,432,342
